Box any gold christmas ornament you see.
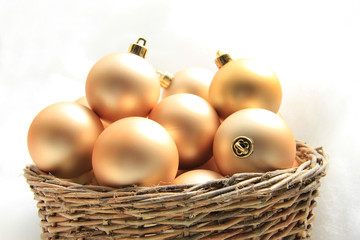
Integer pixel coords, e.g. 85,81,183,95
92,117,179,187
149,93,220,170
213,108,296,175
75,96,111,128
209,51,282,119
174,169,223,185
27,102,104,178
159,67,214,101
85,38,160,122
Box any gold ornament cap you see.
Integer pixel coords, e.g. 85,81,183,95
129,38,148,58
157,70,174,89
215,51,232,68
232,136,254,158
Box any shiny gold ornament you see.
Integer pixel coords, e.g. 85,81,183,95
75,96,111,128
174,169,223,185
213,108,296,175
159,67,214,101
27,102,104,178
149,93,220,170
85,38,160,122
92,117,179,187
209,51,282,119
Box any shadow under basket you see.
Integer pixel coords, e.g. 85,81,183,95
24,140,328,240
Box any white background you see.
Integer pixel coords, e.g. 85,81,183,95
0,0,359,239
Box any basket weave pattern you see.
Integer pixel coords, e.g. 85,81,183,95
24,140,328,240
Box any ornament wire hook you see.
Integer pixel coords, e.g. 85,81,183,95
216,51,223,58
137,38,147,46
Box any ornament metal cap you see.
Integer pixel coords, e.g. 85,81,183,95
215,51,232,68
129,38,148,58
157,71,174,89
232,136,254,158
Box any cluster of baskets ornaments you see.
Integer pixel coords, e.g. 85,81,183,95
24,37,328,239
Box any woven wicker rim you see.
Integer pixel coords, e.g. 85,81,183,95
24,140,328,240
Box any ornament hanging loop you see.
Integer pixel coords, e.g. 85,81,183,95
129,37,148,58
137,37,147,46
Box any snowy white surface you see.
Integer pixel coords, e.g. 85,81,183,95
0,1,359,239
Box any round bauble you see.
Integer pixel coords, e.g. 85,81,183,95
85,52,160,122
160,67,214,101
27,102,104,178
92,117,179,187
213,108,296,175
209,53,282,119
149,93,220,170
174,169,223,185
75,96,111,128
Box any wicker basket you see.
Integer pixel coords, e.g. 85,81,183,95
24,140,328,240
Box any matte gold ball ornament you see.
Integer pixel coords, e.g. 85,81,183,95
213,108,296,175
159,67,214,101
209,51,282,119
92,117,179,187
27,102,104,178
174,169,223,185
85,38,160,122
149,93,220,170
